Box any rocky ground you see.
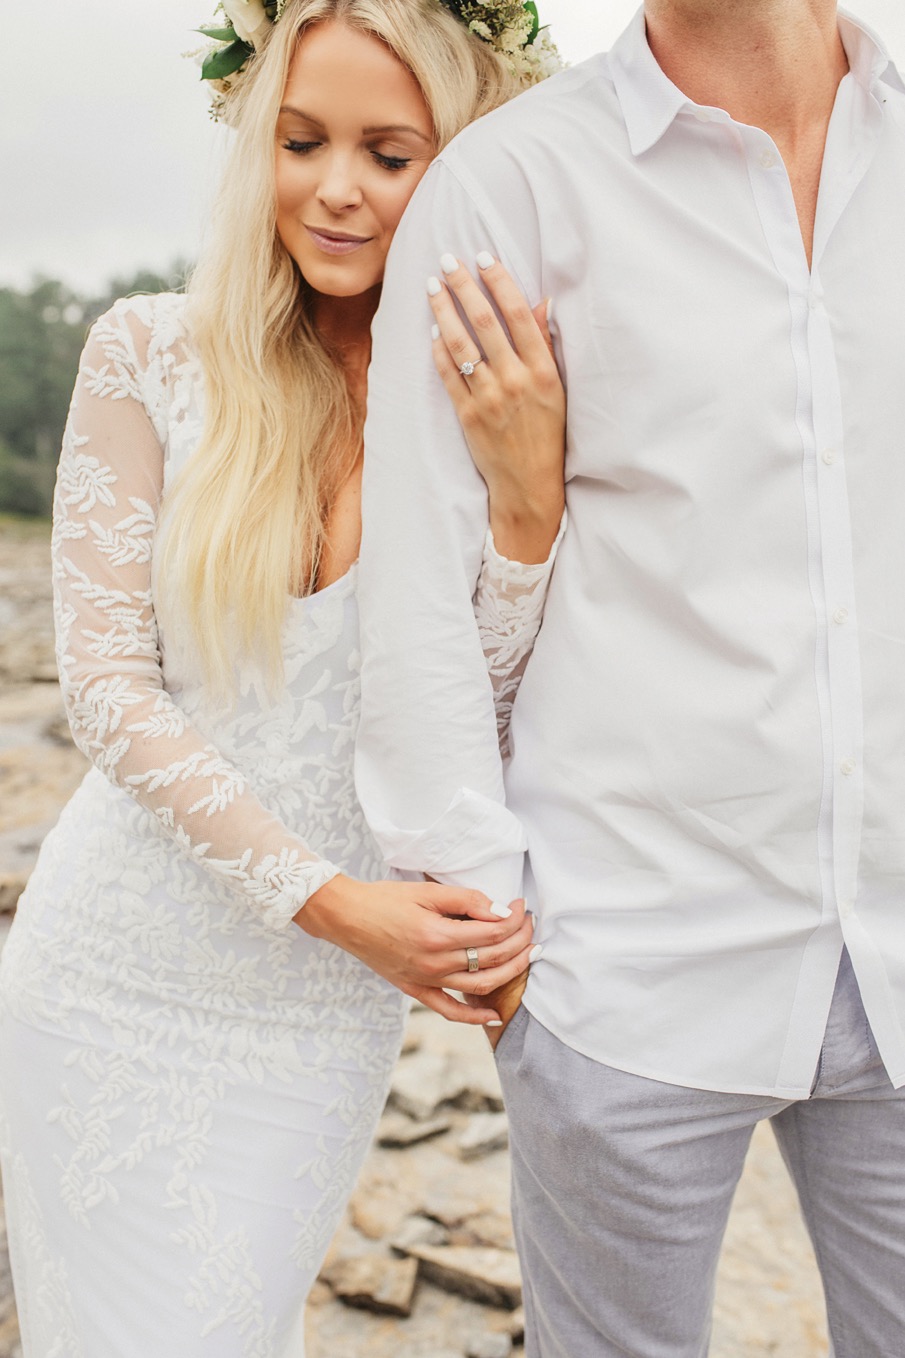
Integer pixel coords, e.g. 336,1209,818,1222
0,519,829,1357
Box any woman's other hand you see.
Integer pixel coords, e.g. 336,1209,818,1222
298,876,535,1026
429,252,566,563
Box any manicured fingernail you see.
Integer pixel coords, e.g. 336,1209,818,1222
529,944,543,963
427,276,442,296
440,252,459,275
529,912,537,930
431,324,440,341
476,250,495,270
490,900,512,919
486,1019,503,1028
545,296,555,324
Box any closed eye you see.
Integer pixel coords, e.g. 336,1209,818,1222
283,140,320,154
373,152,411,171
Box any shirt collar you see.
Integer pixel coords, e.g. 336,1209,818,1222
838,9,905,95
610,4,905,159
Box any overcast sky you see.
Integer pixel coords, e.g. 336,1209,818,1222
3,1,904,292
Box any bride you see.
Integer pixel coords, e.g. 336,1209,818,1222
0,0,565,1354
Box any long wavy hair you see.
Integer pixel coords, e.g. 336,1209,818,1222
156,0,523,696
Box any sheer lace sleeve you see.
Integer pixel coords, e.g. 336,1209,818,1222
53,302,341,931
474,515,565,759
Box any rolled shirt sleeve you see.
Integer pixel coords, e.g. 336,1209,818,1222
356,157,543,901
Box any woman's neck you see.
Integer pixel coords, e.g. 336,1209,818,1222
310,284,381,411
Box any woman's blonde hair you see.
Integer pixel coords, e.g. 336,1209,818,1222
156,0,522,696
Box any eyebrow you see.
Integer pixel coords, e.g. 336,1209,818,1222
278,106,431,143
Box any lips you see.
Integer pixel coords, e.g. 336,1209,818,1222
305,226,373,256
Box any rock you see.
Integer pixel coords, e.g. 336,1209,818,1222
458,1112,509,1160
466,1335,513,1358
389,1214,450,1254
389,1050,468,1121
43,712,74,746
0,872,27,915
326,1255,418,1317
0,744,87,838
508,1308,525,1342
400,1027,421,1055
451,1211,515,1251
421,1175,511,1233
306,1279,333,1309
0,1304,20,1358
349,1186,411,1242
378,1112,452,1148
403,1244,522,1310
404,1007,506,1113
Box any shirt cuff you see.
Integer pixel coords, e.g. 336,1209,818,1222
427,853,525,905
368,785,527,879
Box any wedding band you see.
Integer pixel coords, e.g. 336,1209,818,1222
459,357,484,378
465,947,480,973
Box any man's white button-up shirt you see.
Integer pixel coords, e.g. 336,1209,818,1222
357,9,905,1096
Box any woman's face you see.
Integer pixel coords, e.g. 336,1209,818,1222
275,21,435,298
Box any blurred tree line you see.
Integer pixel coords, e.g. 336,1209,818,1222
0,263,188,517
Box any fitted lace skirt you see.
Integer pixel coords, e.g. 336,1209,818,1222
0,771,407,1358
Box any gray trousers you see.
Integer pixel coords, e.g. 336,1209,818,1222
495,951,905,1358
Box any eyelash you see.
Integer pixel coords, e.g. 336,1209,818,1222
281,141,412,172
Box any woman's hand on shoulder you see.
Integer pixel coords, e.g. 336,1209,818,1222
429,252,566,563
299,874,535,1026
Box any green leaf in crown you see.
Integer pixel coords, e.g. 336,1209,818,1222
201,37,254,81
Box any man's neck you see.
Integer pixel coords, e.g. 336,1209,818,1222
644,0,848,155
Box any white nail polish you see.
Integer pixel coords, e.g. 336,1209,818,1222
431,324,441,341
546,296,555,324
476,251,495,270
529,912,537,930
427,276,442,296
529,944,543,964
490,900,512,919
440,252,459,275
486,1019,503,1028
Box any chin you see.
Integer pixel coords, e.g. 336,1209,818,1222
296,258,382,300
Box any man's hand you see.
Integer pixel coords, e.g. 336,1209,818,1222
482,967,531,1050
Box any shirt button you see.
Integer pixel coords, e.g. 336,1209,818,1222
822,448,836,465
833,607,849,625
840,758,856,776
759,148,777,168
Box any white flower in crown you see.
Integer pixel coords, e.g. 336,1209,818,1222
220,0,271,46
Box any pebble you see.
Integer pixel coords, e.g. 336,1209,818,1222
390,1050,468,1121
378,1112,453,1148
466,1335,513,1358
325,1255,419,1317
389,1215,450,1254
458,1111,510,1160
402,1244,522,1311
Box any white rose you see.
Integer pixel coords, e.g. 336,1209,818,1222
221,0,271,46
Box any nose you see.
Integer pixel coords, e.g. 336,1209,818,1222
316,151,364,214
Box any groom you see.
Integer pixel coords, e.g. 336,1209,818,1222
357,2,905,1353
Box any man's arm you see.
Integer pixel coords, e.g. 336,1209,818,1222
357,157,542,902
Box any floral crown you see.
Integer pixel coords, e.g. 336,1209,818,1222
197,0,563,107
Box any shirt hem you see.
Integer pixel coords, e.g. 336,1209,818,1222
521,995,813,1100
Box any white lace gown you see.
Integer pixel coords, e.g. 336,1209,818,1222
0,295,556,1358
